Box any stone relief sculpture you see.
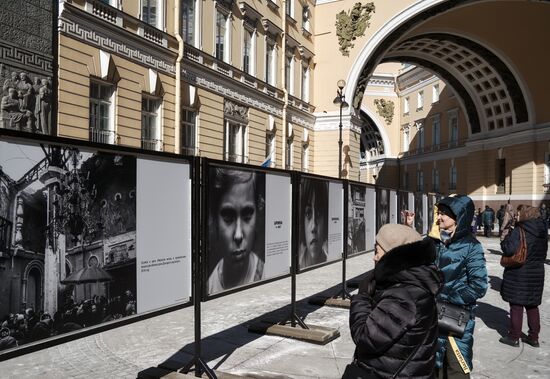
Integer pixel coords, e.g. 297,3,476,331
0,65,52,134
335,2,376,56
374,99,395,125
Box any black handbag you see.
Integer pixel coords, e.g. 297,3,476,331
437,300,472,338
343,330,430,379
341,361,375,379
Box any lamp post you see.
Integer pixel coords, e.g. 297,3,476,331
333,80,351,301
334,80,349,179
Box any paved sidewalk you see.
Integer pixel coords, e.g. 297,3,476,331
0,236,549,378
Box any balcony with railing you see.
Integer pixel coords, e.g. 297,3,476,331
90,128,117,144
183,44,285,103
79,0,171,47
141,138,163,152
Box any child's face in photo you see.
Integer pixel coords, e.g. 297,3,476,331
304,192,324,255
218,181,257,267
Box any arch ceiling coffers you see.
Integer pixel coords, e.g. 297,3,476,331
385,33,528,134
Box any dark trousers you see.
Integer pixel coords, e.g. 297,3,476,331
435,339,470,379
509,303,540,340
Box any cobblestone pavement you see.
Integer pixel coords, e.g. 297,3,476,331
0,236,549,378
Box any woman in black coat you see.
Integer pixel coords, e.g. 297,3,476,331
348,224,442,379
499,205,548,347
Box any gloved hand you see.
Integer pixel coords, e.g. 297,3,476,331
358,270,376,297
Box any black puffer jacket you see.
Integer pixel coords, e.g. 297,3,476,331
349,238,441,379
501,218,548,306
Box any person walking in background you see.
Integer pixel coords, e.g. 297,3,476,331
476,208,482,232
499,205,548,348
431,195,488,379
496,205,506,236
347,224,441,378
539,203,549,231
482,205,495,237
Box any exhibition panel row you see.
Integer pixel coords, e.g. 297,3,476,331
0,131,437,358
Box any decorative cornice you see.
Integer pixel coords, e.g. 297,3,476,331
0,40,53,76
59,5,176,76
182,65,284,118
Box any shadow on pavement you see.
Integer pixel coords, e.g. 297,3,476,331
475,301,508,337
488,275,502,291
137,274,358,378
486,248,503,256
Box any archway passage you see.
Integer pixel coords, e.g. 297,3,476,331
359,110,385,162
383,33,528,135
351,0,550,131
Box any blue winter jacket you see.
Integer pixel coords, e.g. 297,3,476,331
431,195,488,370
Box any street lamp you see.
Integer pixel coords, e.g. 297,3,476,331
333,80,349,179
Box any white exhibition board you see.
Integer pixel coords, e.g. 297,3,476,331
264,172,292,279
136,158,192,313
365,186,376,251
327,181,344,261
389,190,398,224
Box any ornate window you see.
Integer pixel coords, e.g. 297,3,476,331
417,90,424,110
224,100,248,163
432,168,440,193
141,0,164,30
301,60,310,102
449,165,457,191
448,111,459,146
404,96,409,114
89,80,116,144
417,169,424,192
432,84,440,103
402,124,410,152
181,108,196,155
215,10,230,62
265,40,276,85
182,0,197,46
286,122,294,170
141,95,162,151
432,115,441,148
242,27,255,75
285,51,294,94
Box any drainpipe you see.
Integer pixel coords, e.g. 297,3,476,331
174,0,184,154
281,0,288,168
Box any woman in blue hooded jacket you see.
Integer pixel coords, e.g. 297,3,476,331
430,195,488,378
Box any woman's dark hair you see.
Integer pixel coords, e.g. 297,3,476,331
299,178,329,243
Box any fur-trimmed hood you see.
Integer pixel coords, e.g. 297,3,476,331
374,237,441,296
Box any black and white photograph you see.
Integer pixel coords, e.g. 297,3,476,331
0,139,137,350
376,188,389,231
348,184,366,256
206,166,266,295
298,177,329,270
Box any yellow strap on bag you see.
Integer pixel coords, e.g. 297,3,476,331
448,336,471,374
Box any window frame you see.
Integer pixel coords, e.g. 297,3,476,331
141,94,162,151
404,96,409,114
432,84,440,103
285,50,294,95
182,0,197,46
265,39,276,85
449,165,457,191
301,60,309,103
89,79,116,144
242,26,256,75
215,9,230,63
181,107,197,155
224,120,248,163
141,0,164,30
417,90,424,110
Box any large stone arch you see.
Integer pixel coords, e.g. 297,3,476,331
345,0,533,136
359,104,392,157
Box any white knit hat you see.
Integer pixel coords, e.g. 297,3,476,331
376,224,422,252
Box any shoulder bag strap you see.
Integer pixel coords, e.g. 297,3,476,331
390,328,431,379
